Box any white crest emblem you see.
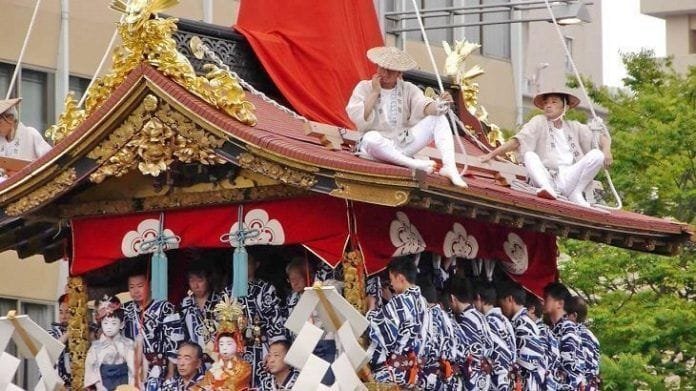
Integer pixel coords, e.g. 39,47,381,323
443,223,479,259
501,232,529,275
221,208,285,247
121,219,181,258
390,211,426,256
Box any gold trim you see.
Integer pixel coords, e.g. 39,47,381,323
332,178,410,207
342,250,367,314
5,169,77,216
67,276,88,389
46,0,255,143
238,152,318,189
88,94,226,183
333,171,418,187
57,185,308,218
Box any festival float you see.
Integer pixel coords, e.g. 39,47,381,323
0,0,692,389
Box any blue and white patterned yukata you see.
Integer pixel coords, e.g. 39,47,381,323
180,291,221,356
48,322,71,389
551,316,584,390
578,323,600,390
452,305,494,391
123,300,184,391
366,286,430,387
536,318,560,391
510,308,546,390
484,307,517,391
224,279,286,390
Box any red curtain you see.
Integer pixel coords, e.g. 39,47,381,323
352,203,558,297
235,0,383,128
70,196,350,275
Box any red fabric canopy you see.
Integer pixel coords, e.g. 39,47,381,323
235,0,383,128
352,203,558,296
70,196,350,275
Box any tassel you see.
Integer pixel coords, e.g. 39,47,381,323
151,250,168,301
232,246,248,298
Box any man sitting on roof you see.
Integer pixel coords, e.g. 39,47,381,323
480,90,612,207
0,98,51,161
346,46,467,187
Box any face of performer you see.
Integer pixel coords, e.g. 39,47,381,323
177,344,202,379
376,66,402,89
266,342,290,375
542,94,566,120
0,112,15,138
388,271,409,294
58,301,70,324
101,316,123,338
188,273,210,299
498,296,516,319
543,294,564,317
218,336,237,360
287,268,307,294
128,274,150,305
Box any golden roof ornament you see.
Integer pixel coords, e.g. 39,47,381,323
47,0,256,143
443,40,505,146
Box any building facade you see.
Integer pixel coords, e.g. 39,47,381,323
641,0,696,73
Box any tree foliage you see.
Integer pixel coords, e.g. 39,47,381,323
560,50,696,389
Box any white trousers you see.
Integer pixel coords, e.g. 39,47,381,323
524,149,604,197
359,115,456,170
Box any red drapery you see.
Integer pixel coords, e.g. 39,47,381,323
352,203,558,296
70,196,350,275
234,0,383,128
70,197,557,296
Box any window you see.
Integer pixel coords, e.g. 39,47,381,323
20,69,49,132
69,75,90,103
564,35,574,73
384,0,510,59
0,297,55,389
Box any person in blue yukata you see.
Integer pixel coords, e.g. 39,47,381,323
366,255,430,388
526,294,560,391
48,294,72,389
498,281,547,391
180,266,221,366
566,295,600,391
123,271,184,390
265,340,299,390
223,252,286,390
448,276,494,391
473,281,516,391
419,279,459,390
161,342,205,391
543,282,584,390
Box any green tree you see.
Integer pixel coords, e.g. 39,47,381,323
560,50,696,389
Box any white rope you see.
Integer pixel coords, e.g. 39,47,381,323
6,0,43,100
78,29,119,108
408,0,469,177
542,0,622,210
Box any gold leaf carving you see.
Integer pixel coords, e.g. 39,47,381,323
89,94,226,183
5,169,77,216
331,178,409,207
48,0,255,143
238,152,317,189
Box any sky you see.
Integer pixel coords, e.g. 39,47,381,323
602,0,666,87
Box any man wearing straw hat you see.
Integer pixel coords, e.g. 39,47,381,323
481,90,612,207
346,46,467,187
0,97,51,161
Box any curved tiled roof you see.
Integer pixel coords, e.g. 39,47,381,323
0,64,692,260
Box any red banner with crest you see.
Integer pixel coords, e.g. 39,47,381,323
352,203,558,296
70,196,350,275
